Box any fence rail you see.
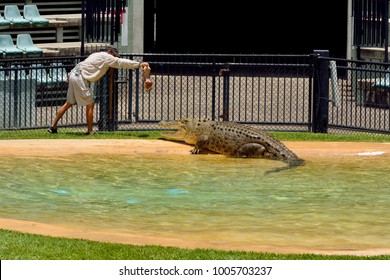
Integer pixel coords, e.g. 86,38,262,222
1,53,390,135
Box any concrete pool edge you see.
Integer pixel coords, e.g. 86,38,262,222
1,139,390,257
1,139,390,157
0,139,193,156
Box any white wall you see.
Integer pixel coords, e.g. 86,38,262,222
119,0,144,53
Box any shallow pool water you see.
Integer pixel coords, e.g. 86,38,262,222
1,152,390,251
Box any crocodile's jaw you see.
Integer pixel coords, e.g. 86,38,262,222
159,119,201,145
160,129,187,140
159,120,188,141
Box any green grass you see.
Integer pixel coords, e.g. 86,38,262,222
1,129,389,260
1,229,388,260
272,131,390,142
0,129,163,140
1,128,390,142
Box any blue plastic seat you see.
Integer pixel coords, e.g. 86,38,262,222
0,34,24,57
16,34,43,56
373,68,390,90
0,12,11,29
30,64,51,84
0,66,5,80
23,4,49,26
8,65,28,80
4,5,30,27
49,63,68,84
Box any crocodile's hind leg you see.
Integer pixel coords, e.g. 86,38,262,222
237,143,266,157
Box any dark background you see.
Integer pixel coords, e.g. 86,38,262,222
144,0,348,58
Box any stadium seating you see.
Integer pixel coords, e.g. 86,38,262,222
49,62,68,83
4,5,30,27
0,2,87,56
0,34,24,57
29,63,51,84
16,33,43,56
23,4,49,26
0,12,11,29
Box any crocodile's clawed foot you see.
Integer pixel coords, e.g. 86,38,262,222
191,148,201,154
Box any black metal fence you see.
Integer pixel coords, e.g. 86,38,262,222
326,57,390,133
1,52,390,135
133,53,313,132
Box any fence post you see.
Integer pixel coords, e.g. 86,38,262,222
98,68,118,131
219,64,230,121
312,50,329,133
211,62,216,121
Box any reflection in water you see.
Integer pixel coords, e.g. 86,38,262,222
0,153,389,251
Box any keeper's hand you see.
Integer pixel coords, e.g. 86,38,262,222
140,62,153,92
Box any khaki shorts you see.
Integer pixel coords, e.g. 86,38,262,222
66,70,94,106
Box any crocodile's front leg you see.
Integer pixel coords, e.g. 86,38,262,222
237,143,266,158
191,134,209,154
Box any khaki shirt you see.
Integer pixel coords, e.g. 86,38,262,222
77,51,140,82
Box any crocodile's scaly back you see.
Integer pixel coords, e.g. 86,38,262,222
159,118,301,164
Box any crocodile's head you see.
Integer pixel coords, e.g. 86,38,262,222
159,119,189,140
159,118,211,144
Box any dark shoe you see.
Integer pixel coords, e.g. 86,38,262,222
47,126,57,134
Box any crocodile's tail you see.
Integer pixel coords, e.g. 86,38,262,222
264,158,305,175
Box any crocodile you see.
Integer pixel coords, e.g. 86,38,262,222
159,118,304,170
